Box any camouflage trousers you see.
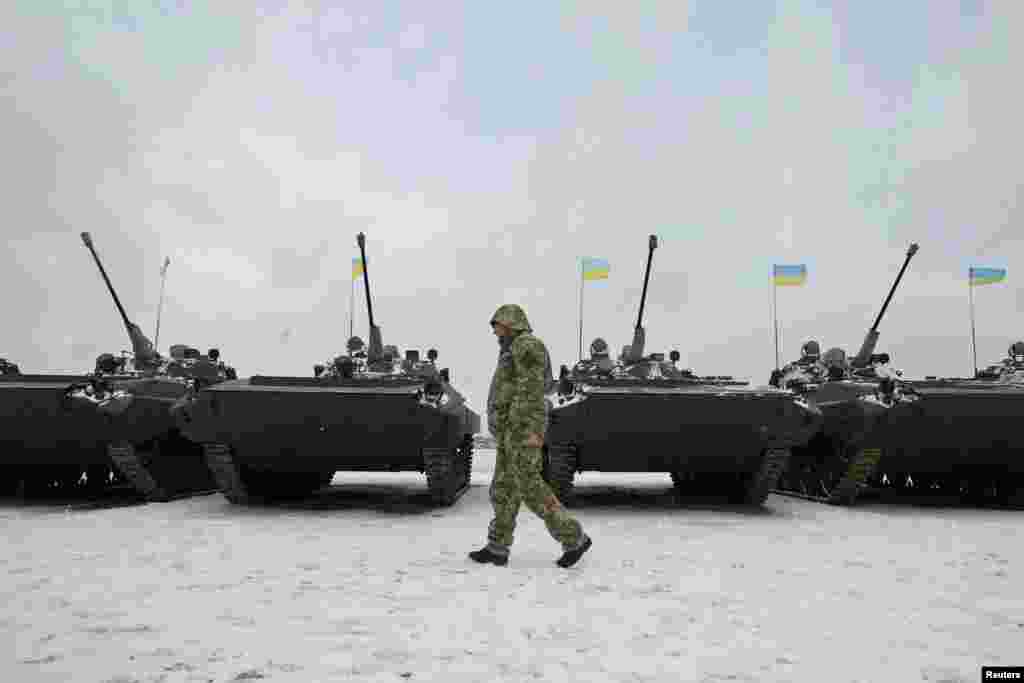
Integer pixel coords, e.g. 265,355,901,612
486,431,583,555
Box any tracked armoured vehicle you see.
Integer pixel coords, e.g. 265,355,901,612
0,235,236,501
867,342,1024,507
542,235,822,507
0,364,109,498
70,232,235,501
179,232,481,506
771,243,921,505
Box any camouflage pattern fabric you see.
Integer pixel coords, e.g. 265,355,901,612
487,432,583,552
486,308,554,437
485,304,583,554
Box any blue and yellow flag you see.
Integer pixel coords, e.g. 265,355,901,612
352,257,364,280
772,264,807,286
582,257,610,281
969,266,1006,286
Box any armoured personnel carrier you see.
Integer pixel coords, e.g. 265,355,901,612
771,243,921,505
870,341,1024,507
543,235,822,507
179,232,481,506
0,363,105,497
69,232,234,500
0,235,236,501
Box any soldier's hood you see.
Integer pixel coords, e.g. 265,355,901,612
490,304,532,334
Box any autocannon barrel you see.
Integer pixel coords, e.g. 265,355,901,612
627,235,658,363
81,232,132,333
852,242,919,368
356,232,384,361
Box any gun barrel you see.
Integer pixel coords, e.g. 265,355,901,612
80,231,132,332
356,232,375,328
356,232,385,360
635,235,658,331
869,242,919,333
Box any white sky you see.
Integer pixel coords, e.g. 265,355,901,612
2,1,1021,413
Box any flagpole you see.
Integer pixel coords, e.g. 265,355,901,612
578,258,585,362
772,277,780,370
350,268,355,340
969,272,978,378
154,257,169,351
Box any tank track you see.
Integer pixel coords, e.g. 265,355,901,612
543,445,577,504
202,442,251,504
1005,483,1024,509
424,443,471,507
667,449,791,506
108,442,169,502
3,464,128,501
669,470,692,492
456,436,474,489
741,448,792,505
862,470,1024,509
774,446,884,505
109,439,219,503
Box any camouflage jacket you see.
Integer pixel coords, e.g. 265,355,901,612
486,304,553,438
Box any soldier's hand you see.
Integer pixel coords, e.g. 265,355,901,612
525,433,544,448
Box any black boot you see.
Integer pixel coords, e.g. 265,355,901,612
556,535,592,568
469,546,508,566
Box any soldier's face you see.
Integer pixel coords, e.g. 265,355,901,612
491,322,511,338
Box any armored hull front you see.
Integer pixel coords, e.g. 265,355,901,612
870,380,1024,506
0,374,114,495
773,378,908,505
82,374,219,502
544,380,822,506
180,375,481,505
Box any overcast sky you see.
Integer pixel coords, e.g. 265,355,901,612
3,1,1020,413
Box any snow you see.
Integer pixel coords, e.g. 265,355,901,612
4,450,1023,682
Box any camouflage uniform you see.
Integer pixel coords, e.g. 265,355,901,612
482,304,585,559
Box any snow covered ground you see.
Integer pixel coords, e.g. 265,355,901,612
3,448,1023,682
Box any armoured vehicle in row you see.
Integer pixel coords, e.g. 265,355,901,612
869,342,1024,507
0,234,235,501
543,235,823,507
771,243,920,505
0,363,104,498
68,232,235,501
179,232,481,506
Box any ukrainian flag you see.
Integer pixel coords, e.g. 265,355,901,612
773,264,807,286
352,257,364,280
969,267,1006,286
582,257,610,281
